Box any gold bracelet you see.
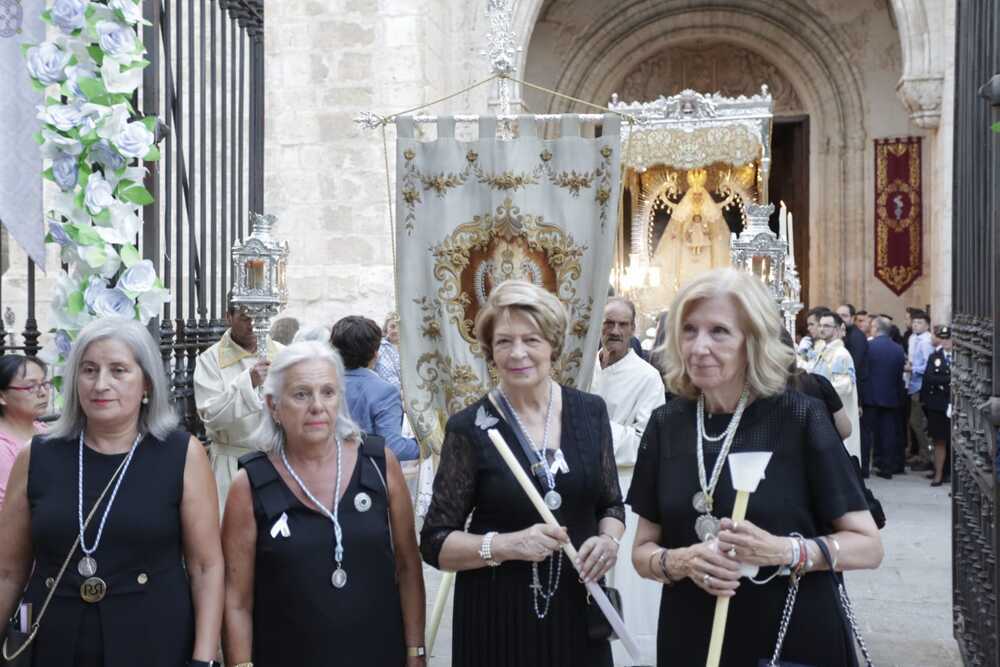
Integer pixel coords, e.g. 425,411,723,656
232,663,253,667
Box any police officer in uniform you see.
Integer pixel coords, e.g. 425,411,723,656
921,325,952,486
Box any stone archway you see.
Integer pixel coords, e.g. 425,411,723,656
514,0,870,307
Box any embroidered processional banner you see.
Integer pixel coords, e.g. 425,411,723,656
874,137,922,295
395,115,622,460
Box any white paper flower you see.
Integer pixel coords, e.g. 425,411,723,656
40,128,83,158
26,43,71,86
96,103,129,140
96,21,137,58
93,287,136,319
137,287,170,323
84,173,116,214
51,0,87,34
82,244,109,270
109,0,143,25
37,103,85,131
52,153,79,191
83,275,107,308
119,259,157,293
101,57,143,95
107,202,140,239
97,247,122,278
113,121,154,159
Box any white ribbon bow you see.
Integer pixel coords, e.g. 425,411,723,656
550,449,570,476
270,512,291,539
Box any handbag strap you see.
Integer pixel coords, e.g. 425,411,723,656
2,444,135,661
765,572,801,666
812,538,874,667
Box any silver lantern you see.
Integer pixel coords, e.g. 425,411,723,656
229,211,289,358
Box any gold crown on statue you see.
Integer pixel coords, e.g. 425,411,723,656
686,168,709,188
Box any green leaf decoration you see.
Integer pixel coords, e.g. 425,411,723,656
141,116,157,132
75,225,103,247
992,122,1000,134
30,79,47,93
67,291,85,315
78,77,108,102
40,10,52,23
87,45,105,66
144,146,160,161
119,184,154,206
33,131,43,145
120,244,141,268
93,209,112,225
42,167,55,183
20,44,33,57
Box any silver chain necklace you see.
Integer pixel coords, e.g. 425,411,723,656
692,386,750,541
498,381,561,510
498,381,564,617
76,431,143,577
281,438,347,588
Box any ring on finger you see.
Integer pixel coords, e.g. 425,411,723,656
727,547,737,558
703,573,711,586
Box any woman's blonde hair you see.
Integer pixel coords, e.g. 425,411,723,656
474,280,568,363
659,268,793,400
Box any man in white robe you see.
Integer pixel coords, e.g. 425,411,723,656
808,311,861,459
194,303,282,513
589,297,665,665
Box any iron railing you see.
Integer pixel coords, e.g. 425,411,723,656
0,0,265,440
951,1,1000,664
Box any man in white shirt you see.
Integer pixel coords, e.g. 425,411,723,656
809,311,861,459
194,301,282,512
589,297,665,664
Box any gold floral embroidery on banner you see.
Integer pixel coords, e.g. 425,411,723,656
417,197,591,386
399,141,616,233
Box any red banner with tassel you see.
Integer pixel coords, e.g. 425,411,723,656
874,137,922,295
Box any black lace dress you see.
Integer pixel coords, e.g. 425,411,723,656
626,390,869,667
420,386,625,667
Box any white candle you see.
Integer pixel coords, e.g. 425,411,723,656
787,212,795,265
779,201,787,241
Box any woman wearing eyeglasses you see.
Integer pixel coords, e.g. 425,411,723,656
0,355,49,507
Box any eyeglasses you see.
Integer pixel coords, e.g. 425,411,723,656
7,381,53,394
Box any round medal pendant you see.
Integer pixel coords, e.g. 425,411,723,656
354,492,372,512
80,576,107,603
695,514,721,542
544,490,562,510
331,567,348,589
692,491,713,514
77,556,98,577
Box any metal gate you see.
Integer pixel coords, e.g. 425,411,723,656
951,1,1000,664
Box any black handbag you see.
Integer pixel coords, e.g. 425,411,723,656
850,456,886,529
585,584,623,642
758,539,873,667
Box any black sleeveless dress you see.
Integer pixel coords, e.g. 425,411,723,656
239,435,406,666
25,430,194,667
626,391,869,666
420,386,625,667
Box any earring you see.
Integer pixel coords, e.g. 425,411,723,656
141,393,149,405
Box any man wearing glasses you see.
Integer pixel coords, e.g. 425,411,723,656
808,311,861,462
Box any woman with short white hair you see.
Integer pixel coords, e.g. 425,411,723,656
222,341,426,666
630,268,883,666
0,317,223,667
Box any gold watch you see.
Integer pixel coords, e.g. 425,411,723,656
407,647,426,657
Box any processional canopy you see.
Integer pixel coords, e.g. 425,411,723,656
609,86,800,332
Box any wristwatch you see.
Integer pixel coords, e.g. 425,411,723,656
407,646,426,657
